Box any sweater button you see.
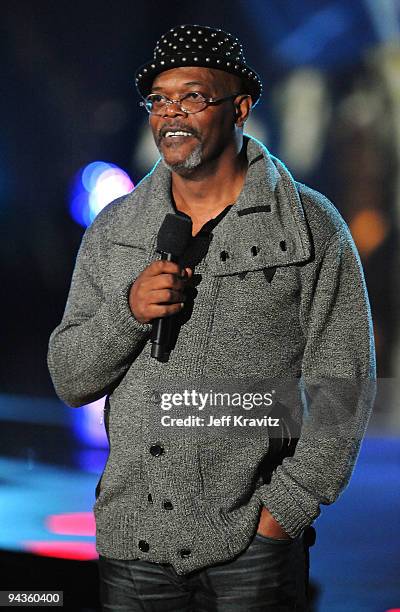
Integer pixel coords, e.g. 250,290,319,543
163,500,173,510
138,540,149,552
150,391,161,403
220,250,229,262
179,548,191,558
149,444,164,456
148,493,153,503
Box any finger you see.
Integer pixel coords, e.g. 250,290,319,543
147,273,186,291
147,302,185,319
147,289,185,305
145,260,182,277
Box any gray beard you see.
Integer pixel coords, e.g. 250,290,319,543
161,142,203,176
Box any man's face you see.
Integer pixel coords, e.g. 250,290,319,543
148,67,243,175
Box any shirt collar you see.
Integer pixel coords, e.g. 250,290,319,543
108,136,312,274
174,205,233,237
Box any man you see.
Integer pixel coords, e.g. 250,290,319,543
48,25,376,611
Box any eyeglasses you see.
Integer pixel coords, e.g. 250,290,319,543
139,91,245,115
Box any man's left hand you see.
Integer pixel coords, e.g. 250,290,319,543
257,507,291,539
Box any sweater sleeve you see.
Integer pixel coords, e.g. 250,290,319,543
256,226,376,537
47,220,152,407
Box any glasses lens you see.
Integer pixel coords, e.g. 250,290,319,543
180,92,207,113
145,95,166,114
143,92,207,115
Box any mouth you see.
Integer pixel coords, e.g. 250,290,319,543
159,128,198,145
165,130,195,138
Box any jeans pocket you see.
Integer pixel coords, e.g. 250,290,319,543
222,530,306,608
254,531,299,545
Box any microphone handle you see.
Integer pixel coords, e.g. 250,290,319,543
151,252,175,361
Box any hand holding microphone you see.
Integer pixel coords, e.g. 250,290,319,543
128,213,193,360
129,259,192,323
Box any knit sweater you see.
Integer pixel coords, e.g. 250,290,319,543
47,136,376,575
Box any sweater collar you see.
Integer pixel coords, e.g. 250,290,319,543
108,136,312,274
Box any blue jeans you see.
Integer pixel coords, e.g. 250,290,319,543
98,531,309,611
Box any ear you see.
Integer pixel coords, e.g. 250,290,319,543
234,95,252,127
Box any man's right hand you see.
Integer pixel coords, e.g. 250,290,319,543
129,260,193,324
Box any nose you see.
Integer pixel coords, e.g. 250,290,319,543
162,100,187,117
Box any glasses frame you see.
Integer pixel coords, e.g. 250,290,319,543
139,91,246,115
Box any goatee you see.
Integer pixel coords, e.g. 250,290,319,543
161,143,203,176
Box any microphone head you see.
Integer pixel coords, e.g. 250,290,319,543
156,213,193,257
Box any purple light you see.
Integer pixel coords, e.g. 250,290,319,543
72,396,108,449
69,161,134,227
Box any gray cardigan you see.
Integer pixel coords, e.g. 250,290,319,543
47,136,376,574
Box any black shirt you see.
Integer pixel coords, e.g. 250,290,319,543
174,204,233,268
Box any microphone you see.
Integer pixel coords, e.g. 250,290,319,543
151,213,193,361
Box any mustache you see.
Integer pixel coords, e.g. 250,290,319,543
156,124,202,145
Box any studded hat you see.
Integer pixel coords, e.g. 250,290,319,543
135,24,262,107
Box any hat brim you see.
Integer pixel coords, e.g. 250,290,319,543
134,53,262,107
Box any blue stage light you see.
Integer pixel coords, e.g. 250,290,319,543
69,161,134,227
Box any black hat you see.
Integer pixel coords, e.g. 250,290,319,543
135,25,262,107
